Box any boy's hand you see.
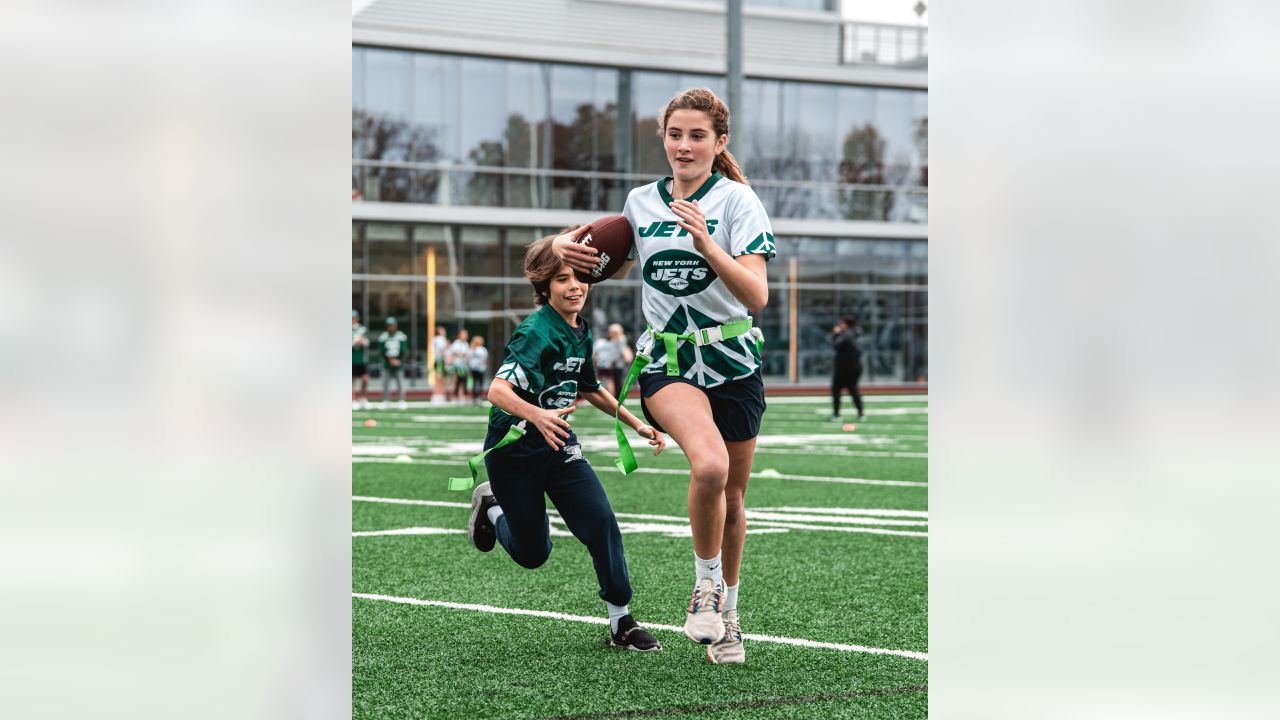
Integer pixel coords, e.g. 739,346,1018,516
635,424,666,455
531,405,576,450
550,226,598,274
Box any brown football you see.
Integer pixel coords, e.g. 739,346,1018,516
573,215,634,284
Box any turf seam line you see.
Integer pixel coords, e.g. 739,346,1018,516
538,685,929,719
352,592,927,661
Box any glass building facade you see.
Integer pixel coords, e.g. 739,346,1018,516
353,45,927,386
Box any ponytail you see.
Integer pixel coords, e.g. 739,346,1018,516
714,148,748,185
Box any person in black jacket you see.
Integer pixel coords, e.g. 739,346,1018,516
830,316,865,422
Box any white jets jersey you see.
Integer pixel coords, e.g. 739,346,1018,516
622,173,776,388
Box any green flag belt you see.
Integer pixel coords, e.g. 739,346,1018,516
612,318,764,475
448,420,527,491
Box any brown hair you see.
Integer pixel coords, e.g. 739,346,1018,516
658,87,748,185
524,225,581,306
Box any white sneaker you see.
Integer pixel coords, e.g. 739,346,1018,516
683,577,725,644
397,400,408,410
379,401,389,410
706,609,744,664
352,401,360,410
359,398,370,409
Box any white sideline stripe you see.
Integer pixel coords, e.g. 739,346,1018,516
353,495,470,509
748,520,927,537
745,511,926,527
351,592,928,661
754,448,929,459
354,527,465,537
752,471,926,488
348,457,927,488
757,506,928,518
353,498,927,534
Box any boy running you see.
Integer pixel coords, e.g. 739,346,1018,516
467,228,667,651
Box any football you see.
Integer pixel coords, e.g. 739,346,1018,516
573,215,634,284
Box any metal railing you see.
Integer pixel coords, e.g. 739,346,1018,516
351,159,927,223
840,22,928,67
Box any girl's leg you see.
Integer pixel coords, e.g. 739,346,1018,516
720,437,757,588
643,383,728,560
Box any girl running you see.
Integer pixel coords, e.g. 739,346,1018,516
553,87,775,664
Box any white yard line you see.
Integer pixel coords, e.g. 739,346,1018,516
353,496,470,509
352,455,928,484
353,498,927,537
756,506,928,518
752,448,929,459
353,527,466,537
351,592,928,661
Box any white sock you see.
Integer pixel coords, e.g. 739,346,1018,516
486,505,504,526
723,583,739,613
694,551,724,588
606,602,630,633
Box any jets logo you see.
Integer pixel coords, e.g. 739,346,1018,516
552,357,585,373
637,220,719,238
642,249,717,297
539,380,578,409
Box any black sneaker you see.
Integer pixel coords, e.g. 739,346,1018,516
607,615,662,652
468,481,499,552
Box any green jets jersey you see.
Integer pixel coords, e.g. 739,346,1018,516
378,330,409,369
490,304,601,430
352,323,368,364
622,172,777,388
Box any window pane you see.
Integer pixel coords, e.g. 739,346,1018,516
367,223,410,275
361,49,411,160
412,224,454,277
460,226,501,277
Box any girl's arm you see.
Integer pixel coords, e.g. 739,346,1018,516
668,199,768,313
488,378,576,450
578,387,666,454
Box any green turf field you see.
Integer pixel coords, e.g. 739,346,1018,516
353,394,928,719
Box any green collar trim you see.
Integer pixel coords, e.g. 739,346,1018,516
657,172,722,205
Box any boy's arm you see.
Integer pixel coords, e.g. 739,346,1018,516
489,378,575,450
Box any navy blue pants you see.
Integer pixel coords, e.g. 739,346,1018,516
482,424,632,606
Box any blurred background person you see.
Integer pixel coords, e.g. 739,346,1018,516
447,328,470,403
592,323,632,397
831,316,865,422
378,317,409,409
467,335,489,403
431,324,449,404
352,310,371,409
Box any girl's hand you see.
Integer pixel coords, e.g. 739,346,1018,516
668,199,713,254
549,225,598,275
531,405,576,450
635,424,666,455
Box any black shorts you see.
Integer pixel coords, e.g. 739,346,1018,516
352,363,368,378
638,370,766,442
